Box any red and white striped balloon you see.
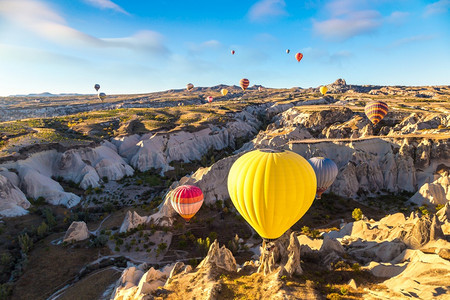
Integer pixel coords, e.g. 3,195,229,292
170,185,204,222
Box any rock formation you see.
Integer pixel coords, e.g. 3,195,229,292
119,211,148,233
63,221,90,242
0,174,30,217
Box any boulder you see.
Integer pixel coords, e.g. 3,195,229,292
319,236,345,254
63,221,89,242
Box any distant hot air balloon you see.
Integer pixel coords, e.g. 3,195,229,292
207,96,213,103
320,86,328,95
186,83,194,91
240,78,250,91
307,157,338,199
286,49,290,54
170,185,204,222
258,86,263,92
227,149,317,240
231,50,235,55
365,101,389,125
221,89,228,96
94,84,100,91
295,53,303,62
98,92,106,101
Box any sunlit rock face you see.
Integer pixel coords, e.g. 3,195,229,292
123,113,261,175
0,144,134,212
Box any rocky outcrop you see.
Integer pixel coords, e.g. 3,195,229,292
127,122,258,175
0,144,135,210
0,174,30,217
63,221,89,242
112,263,174,300
119,211,148,233
283,232,303,276
410,169,449,205
197,239,237,274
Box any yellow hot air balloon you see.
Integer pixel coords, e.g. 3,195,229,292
221,89,228,96
227,149,317,240
320,86,328,95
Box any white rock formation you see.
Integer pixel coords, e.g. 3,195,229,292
0,174,30,217
111,263,174,300
20,167,80,207
119,211,149,233
63,221,89,242
197,239,237,273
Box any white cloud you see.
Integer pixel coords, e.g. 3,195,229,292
387,35,435,49
83,0,129,15
248,0,287,22
186,40,223,56
424,0,450,16
313,10,382,41
386,11,410,25
0,0,167,53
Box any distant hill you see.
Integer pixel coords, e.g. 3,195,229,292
8,92,85,97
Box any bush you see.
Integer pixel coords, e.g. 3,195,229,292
0,252,12,268
197,237,211,255
18,233,33,254
41,207,57,228
90,235,108,248
37,222,49,237
352,208,363,221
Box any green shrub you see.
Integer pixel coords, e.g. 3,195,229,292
0,252,12,268
37,222,49,237
18,233,33,254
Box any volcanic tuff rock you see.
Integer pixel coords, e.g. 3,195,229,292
111,108,262,175
0,174,30,217
197,239,237,274
63,221,90,242
0,144,134,211
119,211,149,233
111,263,174,300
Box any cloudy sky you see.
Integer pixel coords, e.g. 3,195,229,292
0,0,449,96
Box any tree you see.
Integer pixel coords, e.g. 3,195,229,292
352,208,363,221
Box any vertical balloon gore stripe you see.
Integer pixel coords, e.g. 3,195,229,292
365,101,389,125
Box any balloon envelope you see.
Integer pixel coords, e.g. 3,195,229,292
295,53,303,62
286,49,290,54
221,89,228,96
171,185,204,222
227,149,317,240
207,96,213,103
240,78,250,91
365,101,389,125
258,86,263,92
231,50,235,55
307,157,338,199
98,92,106,101
186,83,194,91
320,86,328,95
94,84,100,91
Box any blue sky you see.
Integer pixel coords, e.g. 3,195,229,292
0,0,449,96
